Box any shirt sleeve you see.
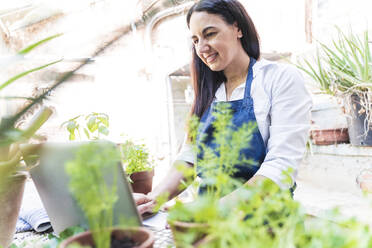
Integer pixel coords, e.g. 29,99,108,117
255,65,312,189
174,134,196,164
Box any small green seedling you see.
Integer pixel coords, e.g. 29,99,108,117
61,112,109,141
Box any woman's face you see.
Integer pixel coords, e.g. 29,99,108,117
189,11,243,72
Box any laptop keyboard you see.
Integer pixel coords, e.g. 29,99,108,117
146,226,174,248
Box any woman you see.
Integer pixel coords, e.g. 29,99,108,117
135,0,312,214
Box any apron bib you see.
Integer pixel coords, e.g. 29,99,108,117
196,58,266,186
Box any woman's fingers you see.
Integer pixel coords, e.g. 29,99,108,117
137,200,156,215
133,193,151,205
133,193,157,214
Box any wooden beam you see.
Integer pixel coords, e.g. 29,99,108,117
305,0,313,43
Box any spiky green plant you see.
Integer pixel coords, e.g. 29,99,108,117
297,27,372,131
0,34,62,183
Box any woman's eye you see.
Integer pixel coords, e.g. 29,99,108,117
205,32,216,38
192,39,198,45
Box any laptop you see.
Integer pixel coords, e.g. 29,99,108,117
29,141,143,234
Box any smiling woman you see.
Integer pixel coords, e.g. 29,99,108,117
189,13,243,72
187,0,260,116
135,0,312,215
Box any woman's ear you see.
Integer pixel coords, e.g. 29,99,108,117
237,30,243,38
234,22,243,38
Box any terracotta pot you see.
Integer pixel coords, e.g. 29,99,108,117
168,220,209,247
0,172,27,248
310,128,349,145
60,227,154,248
130,170,154,194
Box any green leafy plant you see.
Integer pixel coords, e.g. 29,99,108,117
0,34,66,248
65,142,120,248
168,103,372,247
297,28,372,93
167,103,262,244
61,112,109,141
296,27,372,128
40,226,85,248
120,140,154,176
195,103,257,198
0,35,63,181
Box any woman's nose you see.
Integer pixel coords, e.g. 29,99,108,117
196,39,210,54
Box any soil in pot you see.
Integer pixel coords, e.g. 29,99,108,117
61,227,154,248
103,235,138,248
70,236,139,248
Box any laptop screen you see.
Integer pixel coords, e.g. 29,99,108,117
29,141,142,234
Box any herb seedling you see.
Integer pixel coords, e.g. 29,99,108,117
61,112,109,141
120,140,154,177
169,103,372,247
65,142,120,248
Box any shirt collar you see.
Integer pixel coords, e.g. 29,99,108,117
214,59,273,101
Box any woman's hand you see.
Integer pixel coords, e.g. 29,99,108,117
219,175,272,205
133,193,156,215
246,175,269,186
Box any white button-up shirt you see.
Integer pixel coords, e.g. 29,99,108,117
176,59,312,189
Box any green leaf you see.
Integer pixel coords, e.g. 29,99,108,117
59,226,85,239
83,128,90,139
362,31,371,81
0,59,62,91
66,121,77,133
18,33,63,55
69,132,75,141
65,143,120,248
44,226,85,248
97,117,109,127
98,126,109,136
87,116,97,132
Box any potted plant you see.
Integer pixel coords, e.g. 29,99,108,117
120,140,155,194
166,104,309,247
167,103,262,246
60,141,154,248
61,112,110,141
61,114,155,194
0,34,63,248
297,28,372,146
166,103,372,247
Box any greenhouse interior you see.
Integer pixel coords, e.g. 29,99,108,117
1,0,372,247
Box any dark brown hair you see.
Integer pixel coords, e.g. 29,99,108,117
186,0,260,118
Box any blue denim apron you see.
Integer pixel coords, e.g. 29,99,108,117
196,58,267,187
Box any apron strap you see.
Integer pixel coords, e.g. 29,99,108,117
243,57,256,107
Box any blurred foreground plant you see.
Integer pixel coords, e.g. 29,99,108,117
0,34,63,248
65,142,120,248
168,103,372,248
0,34,62,183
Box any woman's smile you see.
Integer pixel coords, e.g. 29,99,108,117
205,53,218,64
189,11,244,72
